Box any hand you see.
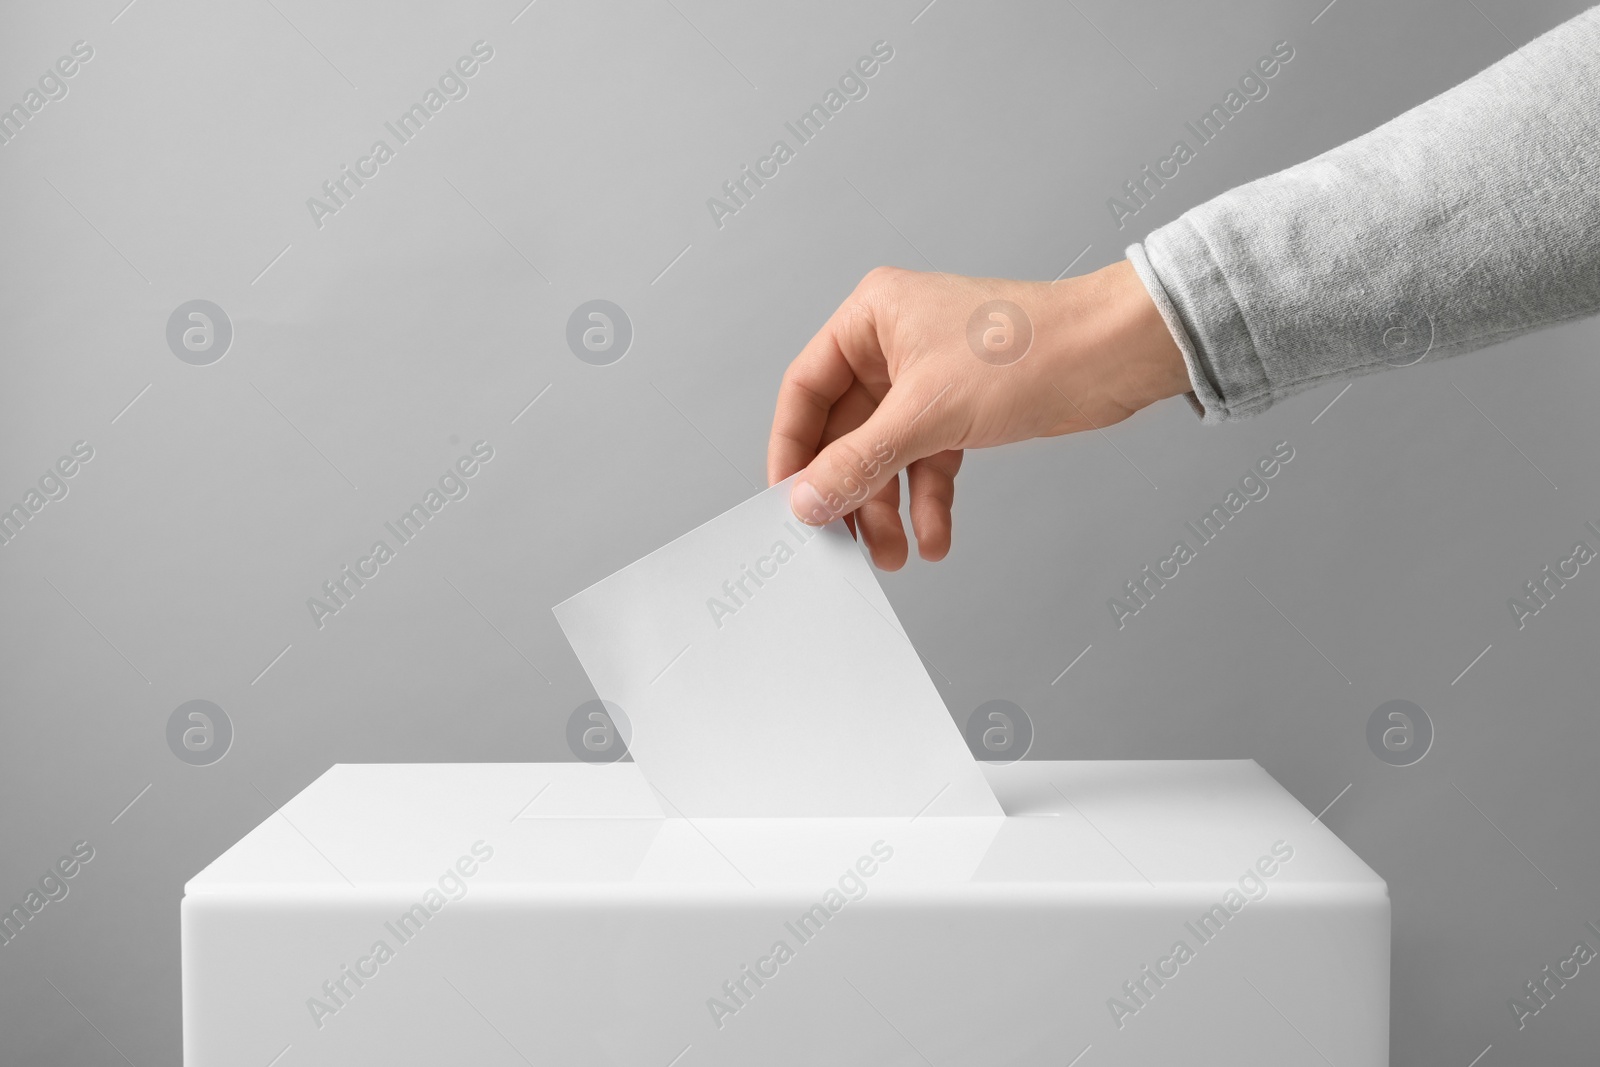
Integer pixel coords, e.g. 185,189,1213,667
766,260,1190,569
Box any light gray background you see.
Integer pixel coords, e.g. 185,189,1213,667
3,0,1597,1062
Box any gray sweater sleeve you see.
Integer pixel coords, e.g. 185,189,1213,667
1127,7,1600,423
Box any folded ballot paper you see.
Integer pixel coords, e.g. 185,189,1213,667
552,476,1002,818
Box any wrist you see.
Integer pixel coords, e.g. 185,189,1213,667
1085,259,1192,406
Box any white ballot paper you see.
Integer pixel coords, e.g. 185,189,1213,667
553,477,1002,818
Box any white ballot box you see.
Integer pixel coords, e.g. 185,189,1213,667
182,760,1388,1066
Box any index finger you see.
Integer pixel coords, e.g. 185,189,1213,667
766,291,886,486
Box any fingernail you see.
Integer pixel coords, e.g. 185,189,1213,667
790,479,829,526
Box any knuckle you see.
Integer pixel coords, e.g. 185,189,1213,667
836,295,875,337
919,449,962,480
859,265,903,297
781,367,829,413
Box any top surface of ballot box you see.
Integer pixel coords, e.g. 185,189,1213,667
185,759,1381,894
183,761,1389,1066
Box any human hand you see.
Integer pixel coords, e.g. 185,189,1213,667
766,260,1189,569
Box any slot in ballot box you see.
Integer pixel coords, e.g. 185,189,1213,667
182,760,1389,1065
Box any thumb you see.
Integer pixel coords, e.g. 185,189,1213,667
789,385,952,525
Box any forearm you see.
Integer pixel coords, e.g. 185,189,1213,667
1129,7,1600,422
